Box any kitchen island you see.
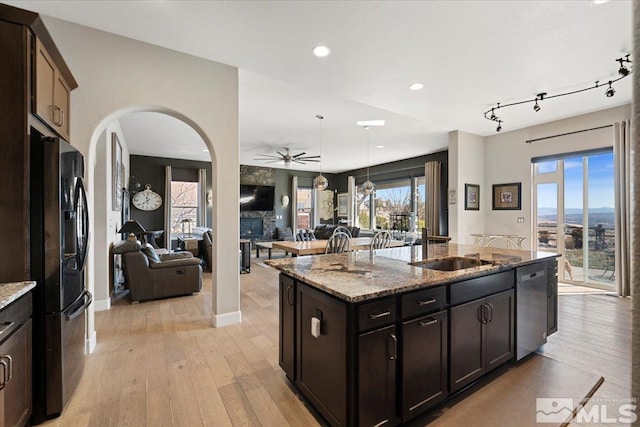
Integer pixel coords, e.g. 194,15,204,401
265,244,558,426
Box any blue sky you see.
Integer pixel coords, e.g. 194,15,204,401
537,152,614,210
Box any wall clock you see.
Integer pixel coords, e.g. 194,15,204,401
132,184,163,211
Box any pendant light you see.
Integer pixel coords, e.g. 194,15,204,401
313,114,328,191
361,126,375,195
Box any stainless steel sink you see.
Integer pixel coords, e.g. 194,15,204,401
410,256,493,271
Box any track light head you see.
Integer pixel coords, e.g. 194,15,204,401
490,108,497,121
496,120,502,132
617,55,631,76
533,100,541,112
605,81,615,97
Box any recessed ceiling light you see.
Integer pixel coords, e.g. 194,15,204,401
202,149,209,152
312,45,331,57
376,145,385,149
409,82,424,91
592,0,609,4
357,120,385,127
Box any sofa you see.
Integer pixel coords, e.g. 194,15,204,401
116,242,203,303
313,224,360,239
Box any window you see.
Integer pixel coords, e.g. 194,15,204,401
170,181,199,234
372,179,412,230
296,187,313,229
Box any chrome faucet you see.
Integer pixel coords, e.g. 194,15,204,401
422,227,430,260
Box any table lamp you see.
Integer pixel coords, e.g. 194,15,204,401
118,220,146,242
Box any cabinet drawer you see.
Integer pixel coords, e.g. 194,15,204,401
0,293,32,342
358,297,397,331
450,271,514,306
401,286,447,319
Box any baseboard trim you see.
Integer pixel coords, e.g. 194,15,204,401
86,329,97,354
93,298,111,312
213,310,242,327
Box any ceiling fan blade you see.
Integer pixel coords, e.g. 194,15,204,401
298,156,321,160
276,151,287,158
254,154,282,159
292,152,307,158
300,159,320,162
293,160,307,164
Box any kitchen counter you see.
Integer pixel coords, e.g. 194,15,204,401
0,280,36,310
265,243,558,303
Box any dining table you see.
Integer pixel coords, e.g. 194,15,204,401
271,237,406,256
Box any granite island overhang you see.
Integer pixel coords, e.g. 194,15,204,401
265,244,560,426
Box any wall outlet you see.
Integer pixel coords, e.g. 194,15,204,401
517,217,525,223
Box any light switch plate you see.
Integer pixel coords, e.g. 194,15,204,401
517,217,525,223
448,189,456,204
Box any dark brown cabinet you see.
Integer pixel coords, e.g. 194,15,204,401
450,289,514,393
279,274,295,380
402,310,448,420
296,282,347,426
0,293,33,427
358,325,398,427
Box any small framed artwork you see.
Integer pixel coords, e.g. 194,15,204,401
112,133,122,211
337,193,348,217
492,182,522,210
464,184,480,210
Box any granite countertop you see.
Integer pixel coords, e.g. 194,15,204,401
265,243,559,303
0,281,36,310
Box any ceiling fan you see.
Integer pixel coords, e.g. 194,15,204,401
254,148,320,168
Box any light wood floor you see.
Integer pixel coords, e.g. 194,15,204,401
41,259,632,427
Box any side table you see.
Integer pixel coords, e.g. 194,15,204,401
240,239,251,274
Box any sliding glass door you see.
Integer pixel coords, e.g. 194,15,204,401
533,150,615,288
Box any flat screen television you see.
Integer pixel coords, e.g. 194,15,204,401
240,184,275,211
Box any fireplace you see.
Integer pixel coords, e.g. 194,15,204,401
240,217,263,240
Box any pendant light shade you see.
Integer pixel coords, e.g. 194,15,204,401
361,126,375,195
313,114,328,191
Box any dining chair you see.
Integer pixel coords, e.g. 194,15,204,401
370,230,392,250
332,226,352,238
325,231,351,254
296,229,316,241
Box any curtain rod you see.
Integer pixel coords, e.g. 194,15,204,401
525,124,612,144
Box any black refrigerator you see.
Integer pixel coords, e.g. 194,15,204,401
30,128,92,424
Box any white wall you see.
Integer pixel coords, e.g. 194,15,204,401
448,130,486,244
448,105,630,249
41,16,241,347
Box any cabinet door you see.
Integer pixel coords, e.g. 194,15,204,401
279,274,295,380
358,325,397,427
54,74,70,140
402,310,448,421
485,289,515,372
296,283,347,426
0,319,32,427
34,38,56,127
449,298,485,393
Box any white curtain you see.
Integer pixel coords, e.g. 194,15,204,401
347,176,356,226
291,176,298,233
425,161,442,235
164,166,172,248
197,168,207,227
613,120,631,297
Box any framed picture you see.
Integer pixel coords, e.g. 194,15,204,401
112,133,122,211
492,182,521,210
464,184,480,210
337,193,348,217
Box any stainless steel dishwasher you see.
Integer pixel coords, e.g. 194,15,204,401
516,264,548,360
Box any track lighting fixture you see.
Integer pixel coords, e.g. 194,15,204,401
617,55,631,76
605,81,615,98
483,55,632,132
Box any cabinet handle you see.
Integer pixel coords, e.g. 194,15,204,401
419,318,438,327
487,303,494,323
0,358,7,391
52,105,62,126
388,333,397,360
3,355,11,384
417,297,436,306
477,305,485,324
60,108,65,126
286,285,294,306
369,310,391,320
0,321,14,335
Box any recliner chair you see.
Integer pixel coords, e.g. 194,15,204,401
120,243,203,303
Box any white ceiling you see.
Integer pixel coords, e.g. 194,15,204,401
8,0,633,173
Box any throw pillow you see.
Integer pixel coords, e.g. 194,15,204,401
143,243,161,263
112,240,143,254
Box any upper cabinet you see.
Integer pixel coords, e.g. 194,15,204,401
34,37,71,141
